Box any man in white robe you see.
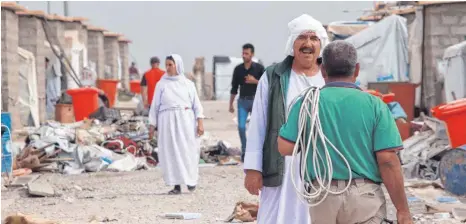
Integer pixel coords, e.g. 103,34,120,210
243,14,329,224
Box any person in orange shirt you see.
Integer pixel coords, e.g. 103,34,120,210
141,57,165,108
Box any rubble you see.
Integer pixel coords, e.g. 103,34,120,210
28,181,55,197
400,114,450,180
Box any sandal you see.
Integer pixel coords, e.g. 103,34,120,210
187,185,196,192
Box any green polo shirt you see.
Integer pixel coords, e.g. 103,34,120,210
279,87,402,183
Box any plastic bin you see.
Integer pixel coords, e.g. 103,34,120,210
97,79,119,108
66,87,100,121
1,112,12,173
431,98,466,148
55,104,75,123
130,80,141,94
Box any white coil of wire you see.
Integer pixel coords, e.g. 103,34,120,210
289,86,353,207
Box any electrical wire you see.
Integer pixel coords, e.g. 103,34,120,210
41,16,83,87
289,86,353,207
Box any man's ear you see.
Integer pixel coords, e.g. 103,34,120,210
353,63,360,80
321,64,328,79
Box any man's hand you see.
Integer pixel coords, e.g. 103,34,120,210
197,122,204,137
397,211,413,224
229,104,235,113
244,170,263,195
149,126,156,139
245,74,258,84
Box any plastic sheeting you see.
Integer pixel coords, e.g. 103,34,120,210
408,8,424,107
327,21,373,40
345,15,409,90
45,42,64,120
443,41,466,103
17,47,40,128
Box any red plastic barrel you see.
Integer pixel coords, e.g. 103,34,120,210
66,87,99,121
366,90,395,104
130,80,141,94
97,79,119,108
431,98,466,148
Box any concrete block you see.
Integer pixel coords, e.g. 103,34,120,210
118,41,129,89
427,4,450,13
104,36,119,79
425,14,441,27
426,24,450,36
87,30,105,79
1,9,21,129
28,181,55,197
451,26,466,35
441,15,459,25
18,14,47,124
439,37,461,47
461,16,466,24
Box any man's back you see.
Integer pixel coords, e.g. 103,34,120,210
280,86,402,183
142,68,165,105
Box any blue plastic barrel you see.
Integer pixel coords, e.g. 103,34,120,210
439,145,466,196
1,112,13,173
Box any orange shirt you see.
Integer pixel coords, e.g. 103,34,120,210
141,68,165,106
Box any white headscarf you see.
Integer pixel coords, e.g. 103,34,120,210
170,54,185,76
284,14,329,57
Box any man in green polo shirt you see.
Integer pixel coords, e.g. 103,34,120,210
277,40,413,224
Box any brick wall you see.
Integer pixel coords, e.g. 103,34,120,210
104,36,119,79
423,2,466,109
65,21,87,80
88,30,105,79
1,9,21,129
118,41,129,89
18,14,46,124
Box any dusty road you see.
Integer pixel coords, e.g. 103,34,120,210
2,101,257,224
1,101,460,223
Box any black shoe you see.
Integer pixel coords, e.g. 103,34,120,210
187,185,196,192
168,185,181,195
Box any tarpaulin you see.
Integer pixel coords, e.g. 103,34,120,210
345,15,409,90
443,41,466,103
17,47,40,128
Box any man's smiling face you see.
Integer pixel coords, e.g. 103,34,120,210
292,31,321,68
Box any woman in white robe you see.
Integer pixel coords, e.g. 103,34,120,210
148,54,205,195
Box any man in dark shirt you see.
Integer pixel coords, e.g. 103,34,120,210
229,43,265,162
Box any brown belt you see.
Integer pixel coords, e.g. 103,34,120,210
312,178,380,187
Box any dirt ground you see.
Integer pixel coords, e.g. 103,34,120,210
1,101,255,224
0,101,461,223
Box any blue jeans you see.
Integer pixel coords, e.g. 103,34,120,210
237,98,254,162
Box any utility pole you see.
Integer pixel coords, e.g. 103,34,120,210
47,1,51,14
63,1,69,16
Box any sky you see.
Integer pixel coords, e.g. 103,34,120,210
18,1,374,73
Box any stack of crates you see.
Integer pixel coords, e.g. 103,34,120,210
1,112,13,173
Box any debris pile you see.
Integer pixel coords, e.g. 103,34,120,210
11,116,157,176
400,114,450,180
199,133,241,165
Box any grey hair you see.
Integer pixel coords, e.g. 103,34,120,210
321,40,358,77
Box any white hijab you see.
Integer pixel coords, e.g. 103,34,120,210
284,14,329,57
164,53,186,80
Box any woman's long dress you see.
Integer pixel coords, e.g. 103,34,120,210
148,74,204,186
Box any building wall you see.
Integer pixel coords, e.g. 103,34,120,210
18,14,46,124
88,30,105,79
64,21,87,81
104,36,119,79
1,9,21,129
423,2,466,110
118,41,129,89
